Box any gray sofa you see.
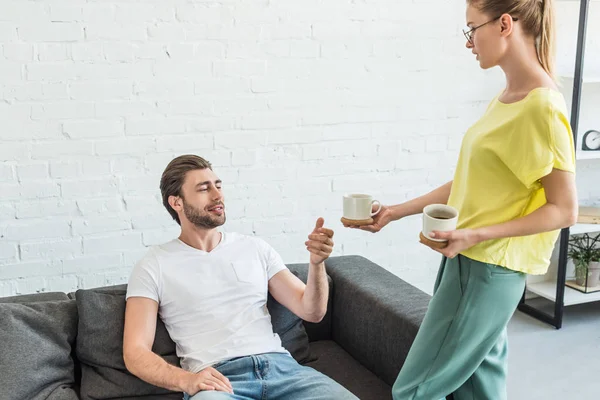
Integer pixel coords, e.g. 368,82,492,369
0,255,431,400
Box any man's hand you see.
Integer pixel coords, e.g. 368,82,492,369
305,217,334,265
421,229,481,258
183,367,233,396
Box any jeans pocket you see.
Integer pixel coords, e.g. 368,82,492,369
457,255,470,295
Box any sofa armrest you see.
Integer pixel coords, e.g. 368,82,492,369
325,255,431,387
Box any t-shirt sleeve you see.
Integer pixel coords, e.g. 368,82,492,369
512,100,576,188
256,238,288,280
125,250,160,303
549,106,576,173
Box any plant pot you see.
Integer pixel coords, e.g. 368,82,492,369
588,261,600,288
574,259,589,286
575,269,588,286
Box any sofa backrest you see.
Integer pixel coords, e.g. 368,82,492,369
1,291,69,303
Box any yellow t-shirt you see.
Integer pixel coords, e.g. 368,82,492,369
447,87,576,275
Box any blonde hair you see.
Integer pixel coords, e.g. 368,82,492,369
468,0,556,78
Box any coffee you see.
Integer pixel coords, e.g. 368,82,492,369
429,211,455,220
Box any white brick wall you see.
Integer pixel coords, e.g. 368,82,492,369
1,0,599,296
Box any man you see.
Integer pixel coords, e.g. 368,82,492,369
123,154,357,400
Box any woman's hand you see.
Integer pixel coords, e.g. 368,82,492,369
424,229,482,258
342,204,396,233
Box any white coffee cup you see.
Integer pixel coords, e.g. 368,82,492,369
422,204,459,242
343,194,382,221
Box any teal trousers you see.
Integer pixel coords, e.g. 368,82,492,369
392,255,526,400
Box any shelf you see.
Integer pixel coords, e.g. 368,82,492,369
576,150,600,160
559,74,600,83
520,0,598,329
570,223,600,235
526,280,600,306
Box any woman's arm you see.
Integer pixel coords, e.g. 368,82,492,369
429,169,578,258
474,169,578,241
347,181,453,233
391,181,453,220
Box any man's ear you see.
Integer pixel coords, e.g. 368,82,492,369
168,195,182,212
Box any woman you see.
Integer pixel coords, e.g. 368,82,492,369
345,0,578,398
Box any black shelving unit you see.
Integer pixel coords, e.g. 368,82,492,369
518,0,592,329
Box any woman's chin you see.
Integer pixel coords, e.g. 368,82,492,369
478,59,492,69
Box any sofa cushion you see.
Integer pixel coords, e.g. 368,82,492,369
306,340,392,400
75,285,182,400
0,300,79,400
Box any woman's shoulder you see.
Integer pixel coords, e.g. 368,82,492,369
505,87,569,124
521,87,567,110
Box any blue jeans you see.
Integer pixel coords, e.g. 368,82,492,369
183,352,358,400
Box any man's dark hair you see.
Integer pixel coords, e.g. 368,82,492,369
160,155,212,225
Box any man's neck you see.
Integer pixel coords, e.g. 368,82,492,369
178,225,222,252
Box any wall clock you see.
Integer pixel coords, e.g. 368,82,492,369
582,130,600,151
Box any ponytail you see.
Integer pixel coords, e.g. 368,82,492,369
538,0,556,78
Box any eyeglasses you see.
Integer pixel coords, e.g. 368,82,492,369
463,15,518,44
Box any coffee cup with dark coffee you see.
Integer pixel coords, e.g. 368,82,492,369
422,204,459,242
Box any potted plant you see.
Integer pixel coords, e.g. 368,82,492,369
589,247,600,288
568,233,600,287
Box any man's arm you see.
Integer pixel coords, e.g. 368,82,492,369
268,218,333,323
123,297,233,395
268,265,328,324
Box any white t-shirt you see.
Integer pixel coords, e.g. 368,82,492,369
125,232,289,373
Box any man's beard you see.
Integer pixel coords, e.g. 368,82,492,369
182,200,226,229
